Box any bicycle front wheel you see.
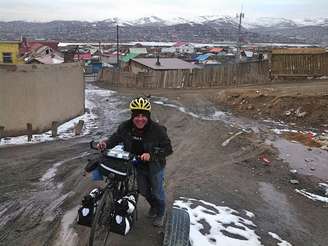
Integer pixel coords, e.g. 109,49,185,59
89,189,113,246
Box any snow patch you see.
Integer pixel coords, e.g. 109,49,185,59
174,198,263,246
295,189,328,203
268,232,292,246
244,210,255,218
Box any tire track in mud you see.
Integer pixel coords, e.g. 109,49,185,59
0,150,89,246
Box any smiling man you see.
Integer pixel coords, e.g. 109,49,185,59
97,97,173,227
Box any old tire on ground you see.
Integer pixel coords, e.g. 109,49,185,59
163,207,190,246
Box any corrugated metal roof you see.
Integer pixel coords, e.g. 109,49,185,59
122,53,138,62
132,58,199,70
129,48,148,54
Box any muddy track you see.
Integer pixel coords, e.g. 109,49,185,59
0,83,327,246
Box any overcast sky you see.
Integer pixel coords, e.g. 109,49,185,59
0,0,327,22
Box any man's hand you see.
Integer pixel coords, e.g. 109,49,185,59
96,141,107,150
140,153,151,161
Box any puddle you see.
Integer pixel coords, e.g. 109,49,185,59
153,98,265,132
258,182,298,225
258,182,313,236
54,205,79,246
270,139,328,180
40,152,89,185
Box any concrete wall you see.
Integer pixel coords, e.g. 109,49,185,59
0,63,84,137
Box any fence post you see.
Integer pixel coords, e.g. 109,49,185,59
75,120,84,135
51,121,59,137
27,123,32,142
0,126,4,141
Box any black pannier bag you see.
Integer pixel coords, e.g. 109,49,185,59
77,188,102,227
109,194,137,235
98,156,131,180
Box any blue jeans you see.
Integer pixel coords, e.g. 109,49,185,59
137,168,166,216
91,168,103,181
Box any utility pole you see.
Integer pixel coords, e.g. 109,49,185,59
98,41,102,63
116,24,120,70
236,10,245,63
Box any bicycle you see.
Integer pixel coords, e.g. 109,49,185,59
86,141,139,246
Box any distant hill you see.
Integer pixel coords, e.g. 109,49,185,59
0,16,327,44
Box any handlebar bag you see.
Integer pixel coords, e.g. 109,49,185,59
98,156,131,179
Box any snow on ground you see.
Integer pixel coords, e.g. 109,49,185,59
0,88,115,147
295,189,328,203
268,232,292,246
174,198,263,246
174,198,293,246
244,210,255,218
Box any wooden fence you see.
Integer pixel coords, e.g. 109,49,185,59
271,52,328,78
99,61,271,88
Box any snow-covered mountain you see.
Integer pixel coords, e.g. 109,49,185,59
244,17,298,28
100,15,328,28
294,17,328,27
0,15,327,44
100,15,238,26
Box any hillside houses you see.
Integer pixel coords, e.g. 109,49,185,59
162,42,195,54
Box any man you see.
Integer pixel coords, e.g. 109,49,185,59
97,97,173,227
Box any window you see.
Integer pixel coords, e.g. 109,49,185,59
2,52,13,63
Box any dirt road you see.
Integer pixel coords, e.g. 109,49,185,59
0,80,327,246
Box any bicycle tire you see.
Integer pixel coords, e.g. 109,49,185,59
163,208,190,246
89,189,113,246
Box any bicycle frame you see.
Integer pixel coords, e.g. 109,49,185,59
89,162,138,246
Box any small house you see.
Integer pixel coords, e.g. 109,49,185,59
173,42,195,54
129,57,199,74
0,41,23,64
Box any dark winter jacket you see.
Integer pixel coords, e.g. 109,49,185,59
106,119,173,174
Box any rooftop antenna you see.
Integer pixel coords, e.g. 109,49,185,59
236,5,245,63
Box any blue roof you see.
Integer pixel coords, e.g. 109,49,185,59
194,53,214,61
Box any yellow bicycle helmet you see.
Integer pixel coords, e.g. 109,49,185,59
129,97,151,111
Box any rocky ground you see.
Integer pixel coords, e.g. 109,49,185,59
0,79,327,246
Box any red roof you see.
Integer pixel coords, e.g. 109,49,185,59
74,52,92,60
20,40,59,54
209,47,224,53
173,41,188,47
29,41,59,51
